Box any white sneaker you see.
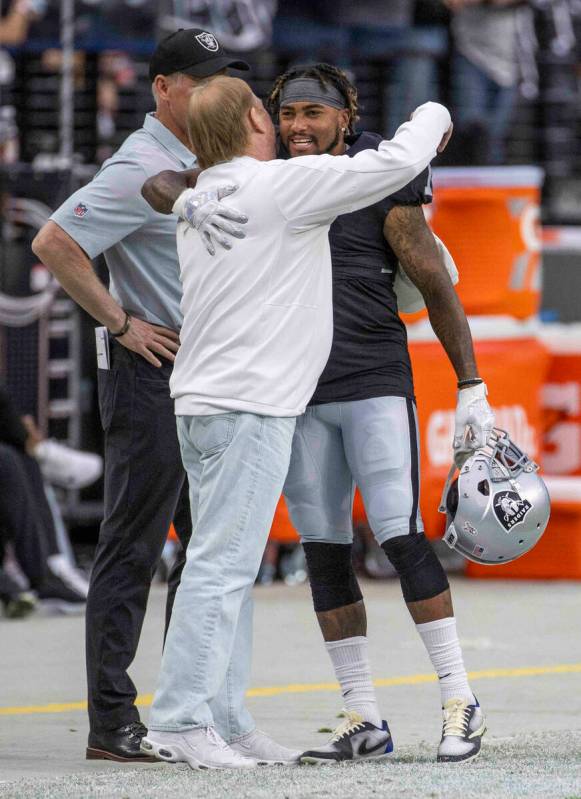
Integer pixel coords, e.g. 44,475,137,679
437,697,486,763
300,711,393,764
47,554,90,599
141,727,257,770
229,729,300,765
35,440,103,489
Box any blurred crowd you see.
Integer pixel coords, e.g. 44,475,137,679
0,381,101,618
1,0,580,166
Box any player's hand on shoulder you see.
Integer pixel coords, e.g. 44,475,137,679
173,186,248,256
117,316,180,367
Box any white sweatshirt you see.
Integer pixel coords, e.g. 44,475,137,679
171,102,451,417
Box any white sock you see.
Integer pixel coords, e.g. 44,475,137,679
416,617,475,706
325,636,382,727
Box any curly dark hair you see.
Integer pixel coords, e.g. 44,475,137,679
266,63,360,135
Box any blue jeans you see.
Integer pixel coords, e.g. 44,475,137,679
148,412,296,735
452,53,517,165
349,26,448,137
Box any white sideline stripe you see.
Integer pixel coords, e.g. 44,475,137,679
1,663,580,716
544,476,581,503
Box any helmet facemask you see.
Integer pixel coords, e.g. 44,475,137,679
484,429,537,482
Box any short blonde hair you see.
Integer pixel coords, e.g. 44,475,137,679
187,76,255,169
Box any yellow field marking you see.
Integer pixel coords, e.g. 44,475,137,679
1,663,580,717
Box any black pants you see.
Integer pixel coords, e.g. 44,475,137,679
0,442,56,587
86,340,192,733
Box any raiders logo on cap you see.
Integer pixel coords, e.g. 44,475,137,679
195,32,219,52
148,28,249,80
493,490,532,532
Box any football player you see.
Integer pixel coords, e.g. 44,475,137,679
141,63,494,765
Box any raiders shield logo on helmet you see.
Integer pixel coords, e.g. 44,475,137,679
195,32,219,52
493,490,533,532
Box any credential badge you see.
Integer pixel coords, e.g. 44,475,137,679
493,490,532,532
195,32,219,52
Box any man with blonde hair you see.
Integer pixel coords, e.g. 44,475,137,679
141,75,453,770
186,77,258,168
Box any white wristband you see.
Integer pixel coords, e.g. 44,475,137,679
457,381,488,403
172,188,198,220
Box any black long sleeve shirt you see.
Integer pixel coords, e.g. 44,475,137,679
0,385,28,451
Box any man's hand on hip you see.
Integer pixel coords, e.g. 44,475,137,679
454,381,495,452
116,317,180,367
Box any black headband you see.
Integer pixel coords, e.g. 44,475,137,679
279,77,347,110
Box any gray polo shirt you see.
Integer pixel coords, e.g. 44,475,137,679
51,113,197,331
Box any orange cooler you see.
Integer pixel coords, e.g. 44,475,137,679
427,167,543,320
538,324,581,476
408,317,551,538
269,496,299,544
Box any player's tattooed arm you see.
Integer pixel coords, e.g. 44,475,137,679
141,168,201,214
384,205,479,382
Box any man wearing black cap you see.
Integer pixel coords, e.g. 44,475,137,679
148,28,251,79
32,29,250,763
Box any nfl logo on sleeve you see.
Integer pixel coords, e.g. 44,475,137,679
73,202,88,218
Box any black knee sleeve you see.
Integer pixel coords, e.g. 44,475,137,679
381,534,449,603
303,542,363,613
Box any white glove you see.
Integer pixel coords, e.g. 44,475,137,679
454,381,495,451
394,234,459,314
172,186,248,256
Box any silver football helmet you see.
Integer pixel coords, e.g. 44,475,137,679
439,429,551,565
